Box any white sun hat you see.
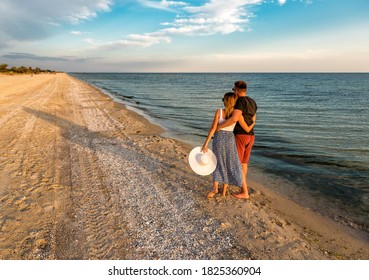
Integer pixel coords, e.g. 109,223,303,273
188,146,217,176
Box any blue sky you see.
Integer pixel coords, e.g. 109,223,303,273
1,0,368,72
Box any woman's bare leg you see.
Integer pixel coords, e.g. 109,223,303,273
207,181,219,198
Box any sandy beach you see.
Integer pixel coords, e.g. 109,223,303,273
0,73,368,260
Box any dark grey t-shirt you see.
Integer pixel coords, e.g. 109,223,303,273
233,96,257,135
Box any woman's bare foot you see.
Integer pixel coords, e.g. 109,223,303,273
232,192,250,199
207,191,218,198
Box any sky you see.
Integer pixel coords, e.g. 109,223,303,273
1,0,369,72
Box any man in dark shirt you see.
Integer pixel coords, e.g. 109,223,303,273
217,80,257,199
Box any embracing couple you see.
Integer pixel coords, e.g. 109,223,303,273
201,80,257,200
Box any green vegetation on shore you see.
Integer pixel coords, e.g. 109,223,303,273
0,63,58,74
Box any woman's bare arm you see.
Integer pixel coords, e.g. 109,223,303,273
238,114,256,133
201,109,220,152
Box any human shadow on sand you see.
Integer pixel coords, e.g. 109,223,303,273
23,106,118,149
23,106,208,182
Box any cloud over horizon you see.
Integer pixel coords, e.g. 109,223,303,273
2,52,88,62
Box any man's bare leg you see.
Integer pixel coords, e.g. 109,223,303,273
222,184,228,196
233,163,250,199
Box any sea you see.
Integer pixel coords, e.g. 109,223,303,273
70,72,369,235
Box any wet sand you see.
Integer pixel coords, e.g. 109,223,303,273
0,73,368,259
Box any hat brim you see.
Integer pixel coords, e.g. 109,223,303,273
188,146,217,176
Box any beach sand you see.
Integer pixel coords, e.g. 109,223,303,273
0,73,368,260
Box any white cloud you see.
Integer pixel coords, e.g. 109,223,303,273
0,0,113,42
71,30,92,36
137,0,264,36
171,0,262,35
138,0,189,11
85,0,263,51
71,31,83,36
85,33,171,50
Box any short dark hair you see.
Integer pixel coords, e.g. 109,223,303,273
234,80,247,90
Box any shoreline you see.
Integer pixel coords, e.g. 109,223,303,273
0,73,368,259
74,73,369,240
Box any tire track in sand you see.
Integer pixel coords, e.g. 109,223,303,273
63,78,129,259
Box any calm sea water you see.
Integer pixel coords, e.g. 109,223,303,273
70,73,369,233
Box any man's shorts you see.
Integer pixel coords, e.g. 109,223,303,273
235,134,255,164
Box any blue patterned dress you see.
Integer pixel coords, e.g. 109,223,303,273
212,109,243,187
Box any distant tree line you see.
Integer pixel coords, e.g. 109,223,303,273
0,63,57,74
